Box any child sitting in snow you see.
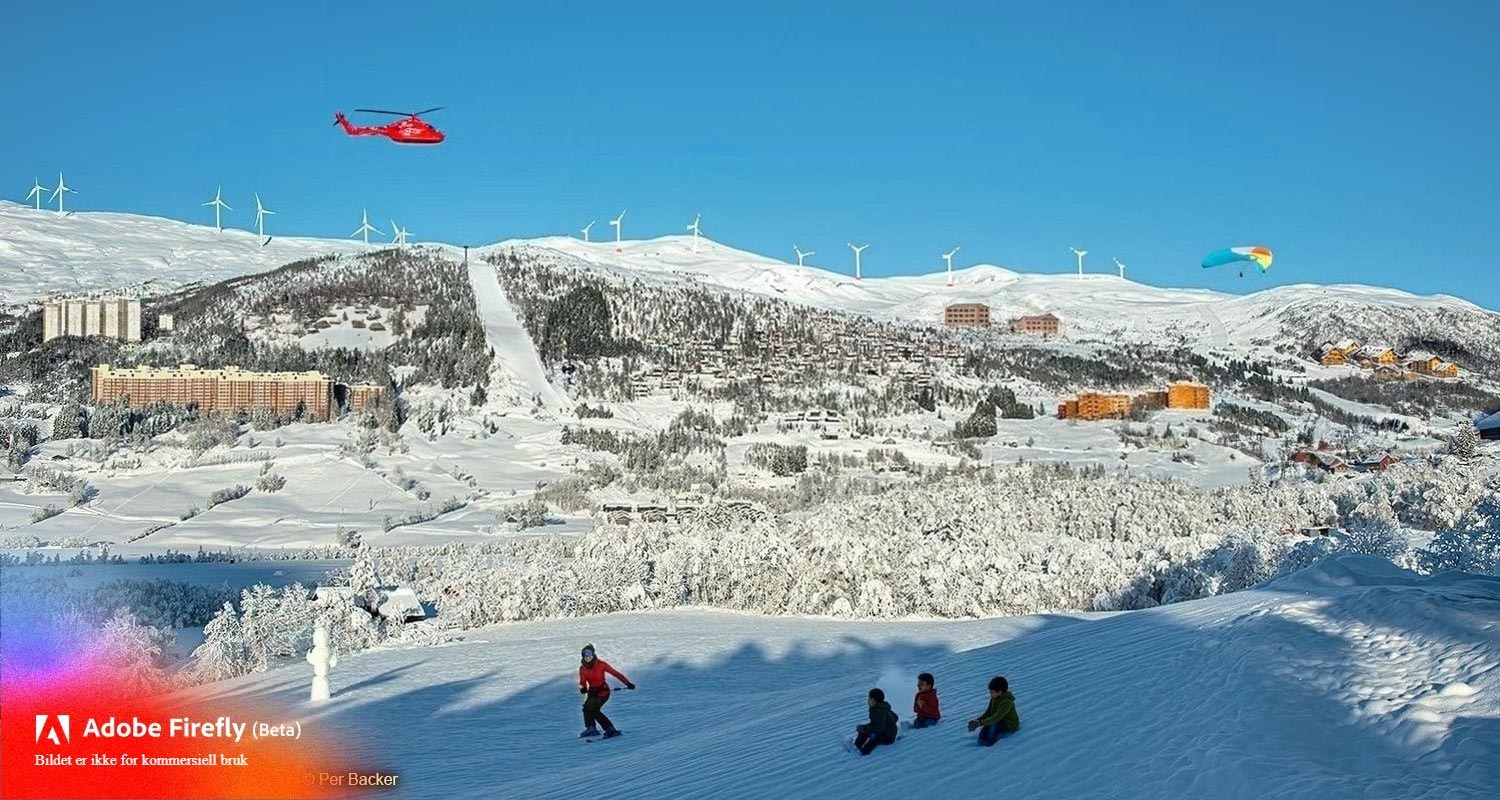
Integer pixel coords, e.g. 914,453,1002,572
967,675,1020,747
912,672,941,728
853,688,900,755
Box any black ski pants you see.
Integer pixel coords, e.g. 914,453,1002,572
583,690,614,731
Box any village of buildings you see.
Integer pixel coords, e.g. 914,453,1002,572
1318,339,1461,378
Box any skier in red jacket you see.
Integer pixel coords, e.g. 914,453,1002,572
578,643,634,739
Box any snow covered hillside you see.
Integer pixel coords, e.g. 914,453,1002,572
190,556,1500,799
489,235,1500,352
0,201,360,304
5,200,1492,354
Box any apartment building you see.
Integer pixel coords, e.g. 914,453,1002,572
42,296,142,343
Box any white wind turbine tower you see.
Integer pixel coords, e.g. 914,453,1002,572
25,178,47,210
49,173,75,214
610,209,627,252
942,246,961,286
253,193,275,244
352,209,383,247
203,185,231,232
390,220,411,248
847,242,869,280
1113,257,1126,279
1070,246,1088,280
793,245,814,267
581,220,595,242
686,213,702,253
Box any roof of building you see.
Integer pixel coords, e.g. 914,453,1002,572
92,364,329,381
1353,344,1394,358
1478,411,1500,431
945,302,990,311
1016,313,1059,321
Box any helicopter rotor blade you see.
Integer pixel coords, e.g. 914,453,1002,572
412,107,445,116
353,109,412,116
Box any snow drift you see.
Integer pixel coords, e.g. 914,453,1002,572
188,555,1500,799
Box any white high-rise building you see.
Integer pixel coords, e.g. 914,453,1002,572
42,295,143,343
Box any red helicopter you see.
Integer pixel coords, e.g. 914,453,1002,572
333,107,446,144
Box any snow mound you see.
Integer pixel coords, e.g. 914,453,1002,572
1267,554,1428,590
192,555,1500,799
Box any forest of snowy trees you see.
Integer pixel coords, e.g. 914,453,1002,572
160,459,1500,687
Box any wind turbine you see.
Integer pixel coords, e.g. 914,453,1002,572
581,220,595,242
610,209,627,253
253,193,275,244
847,242,869,280
1113,257,1126,279
1070,246,1088,280
686,213,702,253
49,173,75,214
352,209,383,247
390,220,411,248
793,245,814,267
203,185,231,232
25,178,47,210
942,246,960,286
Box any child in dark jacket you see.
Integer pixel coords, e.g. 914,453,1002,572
967,675,1021,747
912,672,941,728
854,688,899,755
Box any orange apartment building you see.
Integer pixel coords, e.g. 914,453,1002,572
944,303,991,328
1058,382,1211,421
345,383,386,413
91,364,334,421
1057,392,1134,421
1010,313,1060,337
1166,381,1210,410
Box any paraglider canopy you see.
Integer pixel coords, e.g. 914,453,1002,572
1202,246,1273,276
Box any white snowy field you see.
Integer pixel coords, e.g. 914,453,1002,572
187,556,1500,800
0,201,361,303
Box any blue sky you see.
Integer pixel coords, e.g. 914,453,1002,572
9,1,1500,308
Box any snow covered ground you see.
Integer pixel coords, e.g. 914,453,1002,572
187,556,1500,799
0,201,359,303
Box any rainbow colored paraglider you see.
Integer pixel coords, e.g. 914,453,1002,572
1201,246,1274,273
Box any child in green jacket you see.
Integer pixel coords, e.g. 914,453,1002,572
966,675,1020,747
854,688,900,755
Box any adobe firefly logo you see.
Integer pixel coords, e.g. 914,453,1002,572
35,715,71,745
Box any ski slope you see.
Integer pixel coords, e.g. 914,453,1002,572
189,556,1500,799
465,260,569,410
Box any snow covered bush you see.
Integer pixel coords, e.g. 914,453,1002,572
207,485,252,508
89,609,180,697
29,504,64,524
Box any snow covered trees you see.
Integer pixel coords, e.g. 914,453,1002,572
746,443,809,476
1449,425,1480,461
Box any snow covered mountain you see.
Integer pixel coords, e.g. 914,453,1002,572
0,201,361,304
187,556,1500,799
491,235,1500,355
5,201,1496,360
